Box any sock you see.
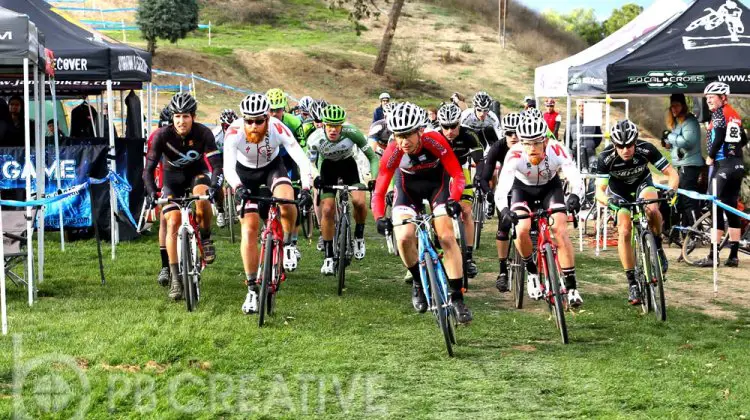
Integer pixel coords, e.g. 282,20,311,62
729,241,740,259
246,273,257,287
625,269,636,286
408,263,422,285
283,232,291,246
523,255,537,274
355,224,365,239
466,246,474,261
169,264,179,284
160,247,168,268
499,258,508,275
324,240,334,258
448,278,464,300
654,235,663,250
561,267,576,290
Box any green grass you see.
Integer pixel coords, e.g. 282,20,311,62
1,222,750,418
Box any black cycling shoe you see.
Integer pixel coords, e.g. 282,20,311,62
465,259,478,279
495,272,509,293
157,267,170,287
725,257,739,267
485,201,495,219
628,284,641,306
412,282,427,313
695,257,714,268
453,298,473,324
658,248,668,274
203,240,216,264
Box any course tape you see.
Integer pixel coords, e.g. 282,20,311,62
56,7,137,12
80,20,209,30
654,183,750,222
152,69,254,95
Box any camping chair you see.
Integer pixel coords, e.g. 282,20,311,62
2,209,32,288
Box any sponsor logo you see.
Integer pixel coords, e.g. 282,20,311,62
569,76,605,86
117,55,149,74
0,31,12,41
1,159,76,181
684,0,750,50
54,58,88,72
627,71,705,89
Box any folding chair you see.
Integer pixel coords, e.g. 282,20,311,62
2,209,31,288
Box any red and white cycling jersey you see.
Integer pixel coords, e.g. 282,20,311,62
494,140,583,209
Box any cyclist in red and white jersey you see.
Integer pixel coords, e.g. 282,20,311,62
372,102,473,324
223,93,313,314
495,115,584,307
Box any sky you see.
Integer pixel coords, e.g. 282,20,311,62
519,0,655,21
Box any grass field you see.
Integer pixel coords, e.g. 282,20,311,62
1,219,749,419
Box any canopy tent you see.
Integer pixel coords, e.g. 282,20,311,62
534,0,686,98
568,0,750,96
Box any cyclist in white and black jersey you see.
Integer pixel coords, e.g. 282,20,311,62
223,93,313,314
212,108,238,228
461,91,503,150
368,102,393,156
495,115,584,307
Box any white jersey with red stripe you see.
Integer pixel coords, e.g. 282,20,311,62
494,139,583,209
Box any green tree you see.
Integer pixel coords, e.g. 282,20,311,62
136,0,199,55
543,8,604,45
603,3,643,36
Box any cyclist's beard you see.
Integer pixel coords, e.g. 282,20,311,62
529,154,544,166
244,125,267,144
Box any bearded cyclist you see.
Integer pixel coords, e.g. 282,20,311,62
372,102,473,324
143,93,223,300
223,93,313,314
496,115,584,307
307,105,379,274
437,102,483,278
212,108,238,228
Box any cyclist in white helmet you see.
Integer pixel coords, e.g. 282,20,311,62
461,91,503,149
212,108,238,228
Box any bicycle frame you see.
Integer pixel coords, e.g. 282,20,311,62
245,199,286,293
402,215,452,310
157,196,207,275
516,207,570,300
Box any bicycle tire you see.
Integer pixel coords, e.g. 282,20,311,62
643,232,666,322
682,211,727,265
510,244,524,309
226,192,236,244
544,244,568,344
336,215,349,296
268,245,281,315
633,230,651,314
425,254,454,357
258,234,274,327
181,233,196,312
301,208,313,240
472,193,484,249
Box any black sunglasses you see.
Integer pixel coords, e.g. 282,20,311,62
244,117,267,125
615,143,634,149
441,122,460,130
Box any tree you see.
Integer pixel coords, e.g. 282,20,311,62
543,8,604,46
136,0,199,55
603,4,643,36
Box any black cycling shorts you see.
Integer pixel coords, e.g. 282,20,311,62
161,164,210,199
712,158,744,229
392,170,451,218
607,175,656,202
319,157,362,199
510,176,565,213
235,156,291,214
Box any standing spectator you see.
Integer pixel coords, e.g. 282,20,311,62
543,98,562,139
372,92,391,122
662,94,703,232
564,102,602,172
522,96,536,111
46,119,65,139
427,106,439,129
7,96,33,147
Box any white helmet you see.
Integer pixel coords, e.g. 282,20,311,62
387,102,423,134
704,81,730,96
610,119,639,147
240,93,270,118
379,92,391,100
473,91,493,110
523,107,543,120
297,96,314,112
437,103,462,126
501,113,521,132
517,116,547,141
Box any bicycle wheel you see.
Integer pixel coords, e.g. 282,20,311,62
268,244,281,315
643,232,667,322
509,244,524,309
226,191,236,244
544,244,568,344
472,194,484,249
181,233,197,312
301,208,313,240
258,234,274,327
682,211,728,265
425,254,454,357
633,231,651,314
336,215,349,296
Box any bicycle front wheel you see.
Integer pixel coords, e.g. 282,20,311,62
226,191,236,244
425,254,454,357
336,216,349,296
643,233,666,322
181,233,197,312
509,244,524,309
301,208,313,240
472,194,484,249
682,211,727,265
544,244,568,344
258,234,274,327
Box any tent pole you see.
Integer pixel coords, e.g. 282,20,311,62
51,78,65,251
120,90,124,136
106,81,118,259
37,69,46,286
23,59,34,307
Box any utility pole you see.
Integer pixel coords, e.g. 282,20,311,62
499,0,508,49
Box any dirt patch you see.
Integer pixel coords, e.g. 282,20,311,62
511,344,537,352
101,363,141,373
188,359,212,371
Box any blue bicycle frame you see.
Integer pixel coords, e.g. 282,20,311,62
411,215,451,310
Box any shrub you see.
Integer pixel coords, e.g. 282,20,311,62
459,43,474,53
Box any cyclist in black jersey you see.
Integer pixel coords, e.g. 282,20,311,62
594,120,679,305
143,93,223,301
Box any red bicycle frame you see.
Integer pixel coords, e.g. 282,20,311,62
258,204,287,292
517,207,571,302
187,212,206,270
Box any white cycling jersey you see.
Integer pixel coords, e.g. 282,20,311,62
494,140,583,210
222,116,312,189
212,126,226,151
461,108,501,134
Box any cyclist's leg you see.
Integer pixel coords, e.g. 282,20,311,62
719,162,744,265
283,154,302,243
191,174,212,236
240,208,261,277
461,167,475,253
160,171,188,299
319,196,336,267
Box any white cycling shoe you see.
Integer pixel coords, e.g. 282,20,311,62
321,258,335,275
567,289,583,308
283,245,298,271
242,287,258,314
353,238,366,260
293,244,302,260
527,274,543,300
216,212,226,228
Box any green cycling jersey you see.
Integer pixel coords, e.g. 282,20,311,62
307,123,379,176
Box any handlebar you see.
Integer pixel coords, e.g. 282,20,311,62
243,195,299,206
513,207,570,220
321,184,370,192
156,195,210,206
617,197,670,208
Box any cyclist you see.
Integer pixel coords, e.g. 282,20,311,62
368,102,393,155
307,105,379,274
150,106,173,287
303,99,328,252
478,112,520,292
212,108,239,228
223,93,313,314
143,93,223,301
372,102,473,324
542,98,561,139
696,82,746,268
594,119,679,305
297,96,314,122
460,91,503,150
495,115,584,307
437,102,484,278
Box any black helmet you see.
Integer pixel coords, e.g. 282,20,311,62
169,92,198,115
158,106,173,127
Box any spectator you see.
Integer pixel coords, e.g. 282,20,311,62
0,98,9,144
6,96,33,147
564,102,602,172
451,92,468,110
543,98,561,139
372,92,391,122
46,119,64,139
522,96,536,111
662,94,703,231
427,106,439,129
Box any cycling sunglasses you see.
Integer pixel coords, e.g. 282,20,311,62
614,143,635,149
243,116,268,126
441,122,460,130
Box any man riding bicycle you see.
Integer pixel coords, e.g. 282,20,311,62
368,102,393,156
437,102,484,278
460,91,503,150
308,104,379,275
372,102,473,324
594,119,679,305
223,93,313,314
496,115,584,307
143,93,223,301
212,108,239,228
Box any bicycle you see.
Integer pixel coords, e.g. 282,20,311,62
394,213,459,357
222,185,238,244
299,199,316,240
514,207,575,344
470,185,486,250
156,194,210,312
324,180,370,296
617,197,669,322
681,207,750,265
384,190,399,256
241,194,298,327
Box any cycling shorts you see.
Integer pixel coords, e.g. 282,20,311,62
510,176,565,214
712,158,744,229
607,175,656,203
235,155,292,214
392,170,451,219
161,164,210,199
319,156,364,200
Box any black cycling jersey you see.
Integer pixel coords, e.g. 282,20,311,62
445,127,483,168
143,123,223,196
595,141,669,191
478,137,510,191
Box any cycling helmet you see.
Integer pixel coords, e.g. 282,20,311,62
524,107,543,120
517,116,547,141
168,92,198,115
379,92,391,101
158,106,173,127
219,108,238,125
321,104,346,124
297,96,314,112
610,119,639,147
501,112,521,131
437,103,462,126
387,102,423,134
239,93,270,118
473,91,493,110
266,88,288,110
704,81,730,96
309,99,328,122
